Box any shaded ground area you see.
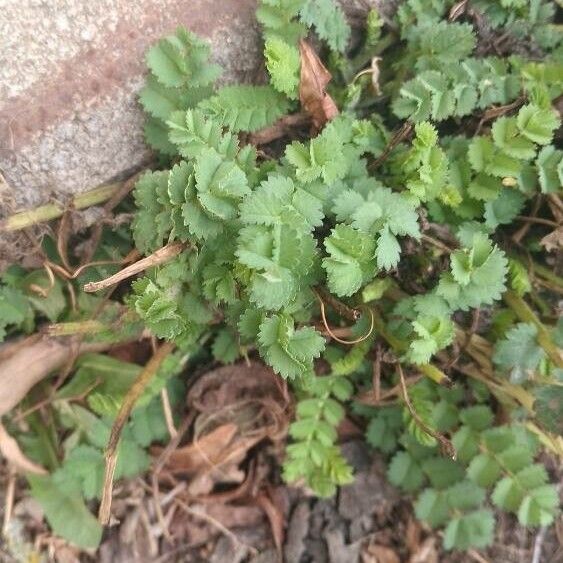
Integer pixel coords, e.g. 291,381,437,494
1,362,562,562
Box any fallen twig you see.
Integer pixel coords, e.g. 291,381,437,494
248,113,310,145
369,121,413,170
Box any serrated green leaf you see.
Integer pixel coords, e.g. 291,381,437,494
146,27,220,88
518,485,559,526
322,224,376,297
446,480,486,510
467,453,502,487
452,426,480,463
492,476,524,512
517,105,559,145
212,328,239,363
299,0,351,52
198,85,290,132
265,37,300,97
258,314,325,378
415,488,450,527
443,509,494,550
388,451,425,492
459,405,494,431
422,457,465,489
493,323,545,383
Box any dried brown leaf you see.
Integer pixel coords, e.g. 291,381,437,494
159,423,239,474
370,57,382,95
408,537,438,563
0,336,114,416
158,362,291,497
0,422,47,475
249,113,310,145
299,39,339,129
540,226,563,252
362,544,400,563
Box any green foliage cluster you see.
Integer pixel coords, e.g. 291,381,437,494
363,379,559,550
23,353,186,548
127,2,562,550
3,0,562,555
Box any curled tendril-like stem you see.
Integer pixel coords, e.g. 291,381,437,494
397,363,456,460
314,290,374,345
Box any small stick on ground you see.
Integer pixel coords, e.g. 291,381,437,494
98,341,175,525
84,242,185,293
372,346,382,403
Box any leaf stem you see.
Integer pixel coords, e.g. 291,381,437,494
98,340,175,525
532,263,563,290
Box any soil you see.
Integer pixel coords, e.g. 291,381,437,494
2,436,562,563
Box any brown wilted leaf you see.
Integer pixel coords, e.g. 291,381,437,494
0,336,124,416
408,537,438,563
299,39,339,130
0,422,47,475
157,362,291,496
362,544,400,563
370,57,382,95
159,423,240,475
540,226,563,252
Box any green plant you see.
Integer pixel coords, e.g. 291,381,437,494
24,359,185,548
126,1,563,550
365,379,559,550
3,0,562,554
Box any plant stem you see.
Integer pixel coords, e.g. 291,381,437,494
503,290,563,368
46,320,106,336
1,182,122,232
98,341,175,525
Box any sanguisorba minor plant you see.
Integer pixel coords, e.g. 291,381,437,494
125,0,562,552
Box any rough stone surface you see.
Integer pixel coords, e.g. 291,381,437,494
0,0,262,212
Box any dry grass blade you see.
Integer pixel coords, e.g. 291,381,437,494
84,242,185,293
98,341,175,525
